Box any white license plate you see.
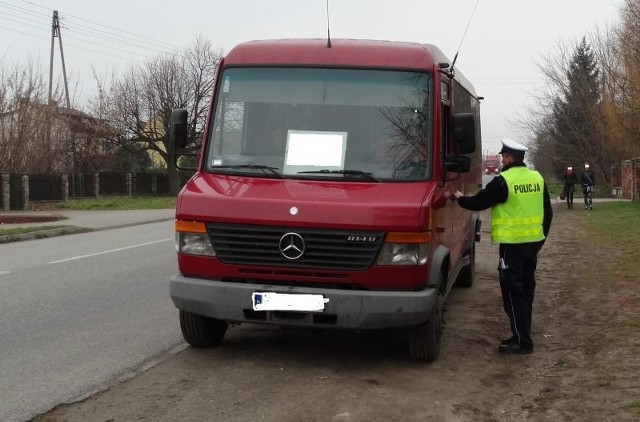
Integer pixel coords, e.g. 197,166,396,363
252,292,328,312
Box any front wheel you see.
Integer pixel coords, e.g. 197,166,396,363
179,310,228,347
409,277,444,361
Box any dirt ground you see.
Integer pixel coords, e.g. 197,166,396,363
36,205,640,422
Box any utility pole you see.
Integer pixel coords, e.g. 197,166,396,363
48,10,74,179
48,10,71,108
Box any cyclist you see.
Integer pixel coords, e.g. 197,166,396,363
580,163,595,210
562,166,577,209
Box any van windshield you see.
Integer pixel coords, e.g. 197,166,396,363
206,67,432,181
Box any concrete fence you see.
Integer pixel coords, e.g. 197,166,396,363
0,171,192,211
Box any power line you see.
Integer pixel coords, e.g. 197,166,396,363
14,0,48,11
61,12,184,51
1,0,188,62
0,22,47,40
15,0,184,50
0,11,49,33
60,20,187,59
0,17,151,62
62,39,146,64
472,78,541,86
62,19,174,52
0,0,50,20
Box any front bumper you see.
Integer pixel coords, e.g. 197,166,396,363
169,274,436,330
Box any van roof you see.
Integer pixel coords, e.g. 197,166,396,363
224,39,476,95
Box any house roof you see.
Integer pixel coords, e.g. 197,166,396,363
1,99,115,138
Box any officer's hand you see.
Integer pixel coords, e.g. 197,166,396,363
445,190,462,201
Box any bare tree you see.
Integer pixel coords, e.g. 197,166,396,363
518,38,611,183
594,0,640,160
103,35,221,194
0,59,67,174
523,0,640,186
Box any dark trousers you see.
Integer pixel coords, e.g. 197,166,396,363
498,243,538,347
565,185,575,208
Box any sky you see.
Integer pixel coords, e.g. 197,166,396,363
0,0,624,154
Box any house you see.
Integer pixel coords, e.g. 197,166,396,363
0,99,116,174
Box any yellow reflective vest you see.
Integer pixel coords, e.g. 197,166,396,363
492,167,545,244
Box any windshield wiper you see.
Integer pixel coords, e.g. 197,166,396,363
298,169,381,182
213,165,282,177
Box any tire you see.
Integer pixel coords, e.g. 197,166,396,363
456,240,475,288
179,310,228,347
409,275,444,361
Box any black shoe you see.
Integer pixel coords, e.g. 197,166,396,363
498,342,533,354
500,336,516,346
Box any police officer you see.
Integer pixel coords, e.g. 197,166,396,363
446,138,553,354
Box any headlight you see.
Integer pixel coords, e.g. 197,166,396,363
175,221,216,256
376,232,430,265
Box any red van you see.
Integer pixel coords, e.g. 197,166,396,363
169,39,482,361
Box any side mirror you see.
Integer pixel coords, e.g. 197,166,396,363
444,155,471,173
170,108,188,149
452,113,476,154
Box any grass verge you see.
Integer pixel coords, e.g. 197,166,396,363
32,196,177,211
0,225,69,237
582,202,640,264
1,196,176,237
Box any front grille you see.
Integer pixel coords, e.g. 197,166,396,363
207,223,384,270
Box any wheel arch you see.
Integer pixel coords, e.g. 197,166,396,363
428,243,450,293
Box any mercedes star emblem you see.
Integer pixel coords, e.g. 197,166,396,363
279,232,305,260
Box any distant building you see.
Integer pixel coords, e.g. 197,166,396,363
0,99,116,174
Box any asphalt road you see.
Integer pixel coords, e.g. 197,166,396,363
0,220,183,422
